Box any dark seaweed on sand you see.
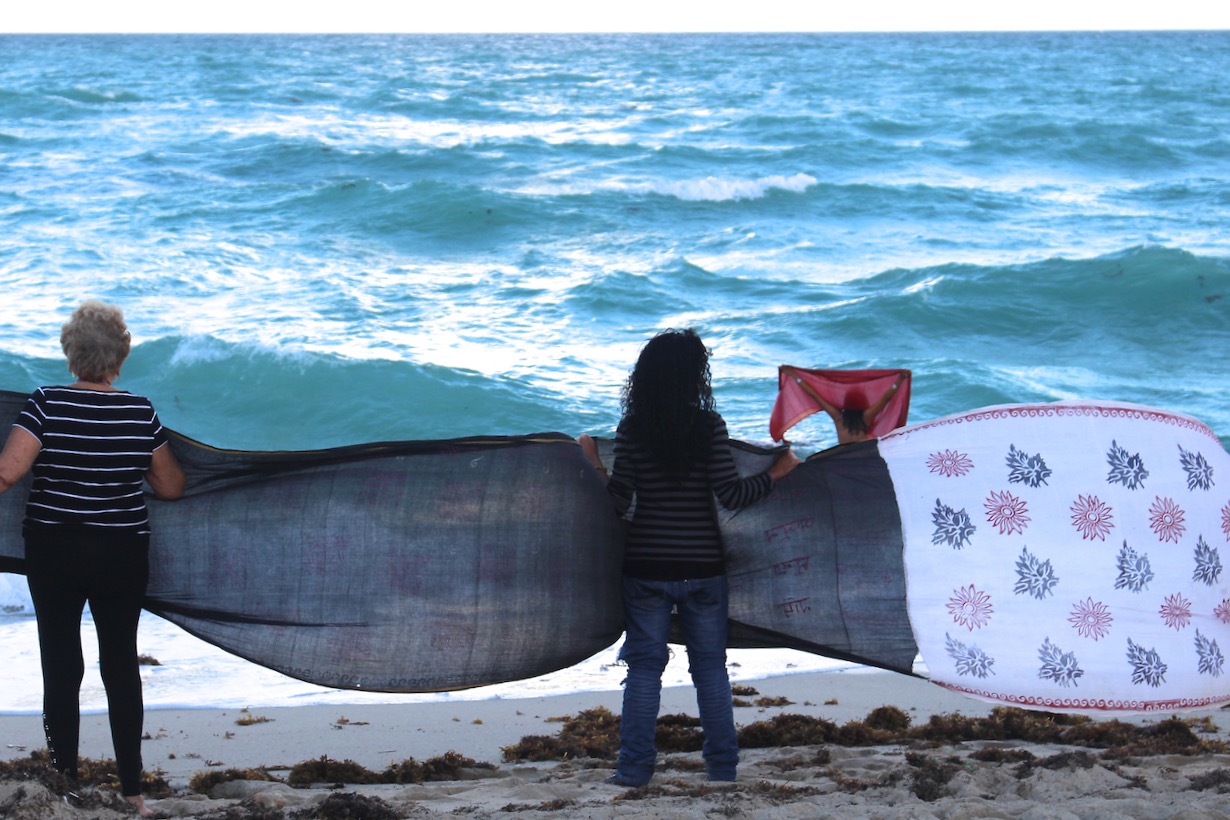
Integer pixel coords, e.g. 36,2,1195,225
904,752,962,802
611,778,824,804
501,704,1228,762
285,752,493,788
0,749,173,799
190,767,281,794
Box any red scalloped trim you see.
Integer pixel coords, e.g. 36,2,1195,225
882,403,1221,444
933,679,1230,712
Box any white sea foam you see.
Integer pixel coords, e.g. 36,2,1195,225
650,174,817,202
0,608,854,714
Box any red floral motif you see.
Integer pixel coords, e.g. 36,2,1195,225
1070,494,1114,541
984,490,1030,536
927,449,973,477
946,584,993,631
1148,496,1186,544
1214,599,1230,625
1068,597,1113,641
1159,593,1192,630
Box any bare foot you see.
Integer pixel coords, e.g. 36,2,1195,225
124,794,155,817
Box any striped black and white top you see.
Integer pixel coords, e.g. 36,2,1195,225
15,386,169,535
607,411,774,581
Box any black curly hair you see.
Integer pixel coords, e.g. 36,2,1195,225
840,407,868,436
620,328,717,479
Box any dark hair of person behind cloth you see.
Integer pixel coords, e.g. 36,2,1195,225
840,407,869,436
621,328,717,480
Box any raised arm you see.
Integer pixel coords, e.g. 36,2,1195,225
781,365,842,423
864,371,908,426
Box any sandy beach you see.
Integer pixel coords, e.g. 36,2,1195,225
3,668,1229,818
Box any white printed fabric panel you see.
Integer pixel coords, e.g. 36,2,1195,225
879,402,1230,714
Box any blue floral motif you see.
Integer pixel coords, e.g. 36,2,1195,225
1106,440,1148,490
1006,444,1052,488
1114,541,1153,593
1038,637,1083,688
1178,445,1214,491
1014,546,1058,599
1193,536,1223,586
931,499,975,549
1195,630,1224,678
1126,638,1167,688
946,633,995,679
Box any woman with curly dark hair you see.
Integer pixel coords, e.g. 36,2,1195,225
578,328,799,787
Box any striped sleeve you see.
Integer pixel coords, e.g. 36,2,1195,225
605,423,637,517
707,416,774,511
15,389,48,441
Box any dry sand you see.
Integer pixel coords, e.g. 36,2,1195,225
2,669,1229,818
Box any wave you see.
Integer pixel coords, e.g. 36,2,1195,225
749,246,1230,442
632,173,818,203
0,339,588,453
120,337,583,450
46,86,144,106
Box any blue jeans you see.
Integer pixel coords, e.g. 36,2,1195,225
615,574,738,784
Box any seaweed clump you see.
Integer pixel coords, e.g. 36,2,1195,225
655,713,705,753
380,750,493,783
1187,768,1230,793
737,713,838,748
189,766,281,795
865,705,912,733
0,750,172,799
905,752,961,802
502,703,1226,763
502,706,621,761
0,752,70,791
742,705,1227,758
968,747,1036,763
1014,749,1100,778
612,778,821,804
1096,716,1205,759
284,752,490,788
306,792,401,820
288,756,384,787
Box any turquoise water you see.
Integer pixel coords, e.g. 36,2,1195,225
0,31,1228,707
1,32,1226,453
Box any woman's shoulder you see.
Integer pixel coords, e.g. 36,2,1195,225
38,385,153,406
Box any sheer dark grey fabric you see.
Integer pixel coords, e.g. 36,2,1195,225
1,389,915,691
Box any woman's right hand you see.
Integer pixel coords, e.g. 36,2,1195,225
576,434,601,467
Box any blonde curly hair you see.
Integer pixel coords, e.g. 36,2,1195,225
60,300,131,383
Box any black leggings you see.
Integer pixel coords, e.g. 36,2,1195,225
24,529,149,797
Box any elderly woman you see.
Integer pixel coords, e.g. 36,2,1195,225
0,300,184,816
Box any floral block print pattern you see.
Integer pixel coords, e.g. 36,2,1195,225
880,401,1230,714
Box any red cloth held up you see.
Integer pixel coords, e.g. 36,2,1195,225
770,366,911,442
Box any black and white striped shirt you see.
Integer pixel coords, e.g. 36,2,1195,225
16,386,169,535
607,412,773,580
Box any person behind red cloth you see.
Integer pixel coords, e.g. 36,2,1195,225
771,366,910,445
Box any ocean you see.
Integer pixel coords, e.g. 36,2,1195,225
0,31,1227,713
